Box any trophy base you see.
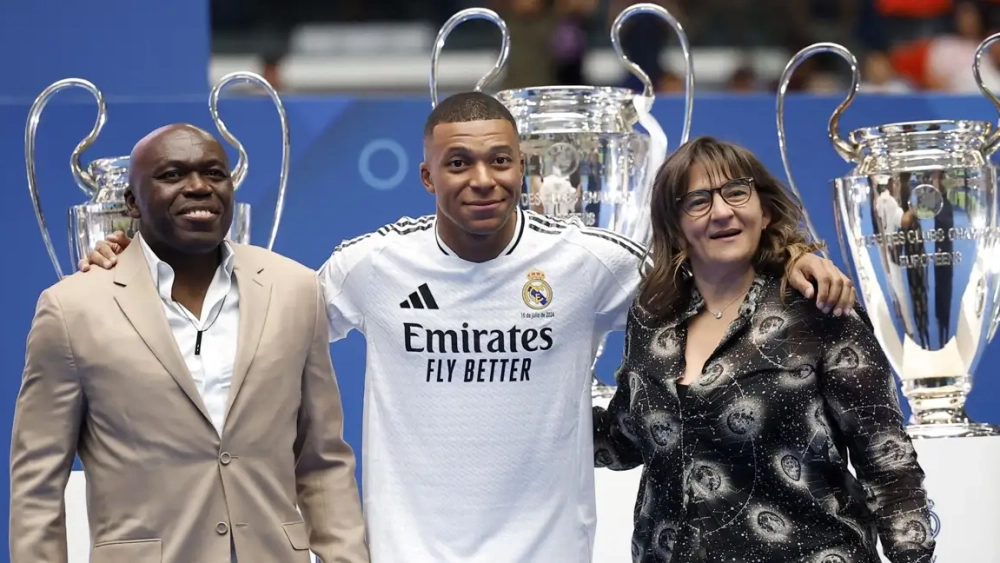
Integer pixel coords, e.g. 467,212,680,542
906,421,1000,439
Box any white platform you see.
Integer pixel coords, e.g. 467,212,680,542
592,396,642,562
880,434,1000,562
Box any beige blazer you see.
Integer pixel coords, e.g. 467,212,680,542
10,241,369,563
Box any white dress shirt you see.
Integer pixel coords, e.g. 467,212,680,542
138,234,241,563
137,233,240,435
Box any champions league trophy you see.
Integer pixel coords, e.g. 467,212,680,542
430,7,693,562
778,38,1000,562
430,4,694,402
26,72,291,280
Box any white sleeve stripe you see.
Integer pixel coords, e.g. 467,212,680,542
374,215,436,237
334,215,434,254
526,223,563,235
525,213,579,230
377,222,435,237
334,233,374,252
579,230,646,260
526,214,647,257
374,215,434,230
580,227,646,256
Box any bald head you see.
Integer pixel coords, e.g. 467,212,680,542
128,124,225,190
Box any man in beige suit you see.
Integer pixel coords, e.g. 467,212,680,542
10,123,370,563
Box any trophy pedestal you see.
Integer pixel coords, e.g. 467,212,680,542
592,395,641,563
877,434,1000,562
906,421,1000,439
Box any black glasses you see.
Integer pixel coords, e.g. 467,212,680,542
676,177,754,217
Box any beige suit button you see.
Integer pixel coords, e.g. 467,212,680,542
216,522,229,535
219,452,232,465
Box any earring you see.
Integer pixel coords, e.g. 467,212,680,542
680,261,693,279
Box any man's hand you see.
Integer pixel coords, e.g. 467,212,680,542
787,253,856,316
77,231,131,272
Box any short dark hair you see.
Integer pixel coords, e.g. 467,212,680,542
423,91,518,138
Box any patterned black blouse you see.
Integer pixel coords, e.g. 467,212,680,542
593,273,935,563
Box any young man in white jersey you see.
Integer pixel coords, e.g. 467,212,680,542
79,92,856,562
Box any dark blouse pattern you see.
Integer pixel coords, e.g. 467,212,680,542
594,274,935,563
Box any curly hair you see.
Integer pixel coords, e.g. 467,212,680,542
637,136,825,321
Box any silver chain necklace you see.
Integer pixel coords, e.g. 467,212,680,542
705,281,753,319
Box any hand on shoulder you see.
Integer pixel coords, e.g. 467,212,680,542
77,231,131,272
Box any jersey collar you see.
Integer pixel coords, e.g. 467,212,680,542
435,207,525,259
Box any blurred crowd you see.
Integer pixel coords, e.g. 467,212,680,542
211,0,1000,93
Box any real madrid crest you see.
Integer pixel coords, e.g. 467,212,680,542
522,270,553,310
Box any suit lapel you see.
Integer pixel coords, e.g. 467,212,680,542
112,242,214,425
224,248,272,424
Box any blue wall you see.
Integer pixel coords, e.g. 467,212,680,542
1,92,998,558
0,0,209,99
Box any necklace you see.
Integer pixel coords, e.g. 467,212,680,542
705,281,753,320
174,294,227,356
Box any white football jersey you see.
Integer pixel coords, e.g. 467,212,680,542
318,208,645,563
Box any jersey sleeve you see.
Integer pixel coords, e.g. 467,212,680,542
580,228,649,334
317,233,382,342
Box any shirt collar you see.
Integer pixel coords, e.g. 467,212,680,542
136,232,236,302
434,207,525,259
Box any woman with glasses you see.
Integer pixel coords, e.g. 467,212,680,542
593,137,935,563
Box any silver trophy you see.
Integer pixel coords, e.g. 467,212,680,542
208,71,292,251
430,4,695,400
778,41,1000,439
26,72,291,280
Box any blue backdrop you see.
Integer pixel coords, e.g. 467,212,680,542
1,92,998,558
0,0,209,99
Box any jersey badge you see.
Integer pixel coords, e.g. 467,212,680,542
522,270,553,310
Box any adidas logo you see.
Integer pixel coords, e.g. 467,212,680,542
400,283,439,310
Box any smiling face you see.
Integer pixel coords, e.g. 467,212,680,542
125,125,234,256
420,119,524,237
640,136,810,320
678,161,770,275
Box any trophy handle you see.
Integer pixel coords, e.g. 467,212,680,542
610,2,694,147
776,42,861,257
208,71,291,252
974,32,1000,155
429,8,511,108
25,78,108,279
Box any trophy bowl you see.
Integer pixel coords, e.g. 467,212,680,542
833,119,1000,438
67,156,133,268
778,42,1000,439
497,85,652,236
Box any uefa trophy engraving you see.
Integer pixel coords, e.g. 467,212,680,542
26,72,291,280
431,4,695,400
778,42,1000,440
